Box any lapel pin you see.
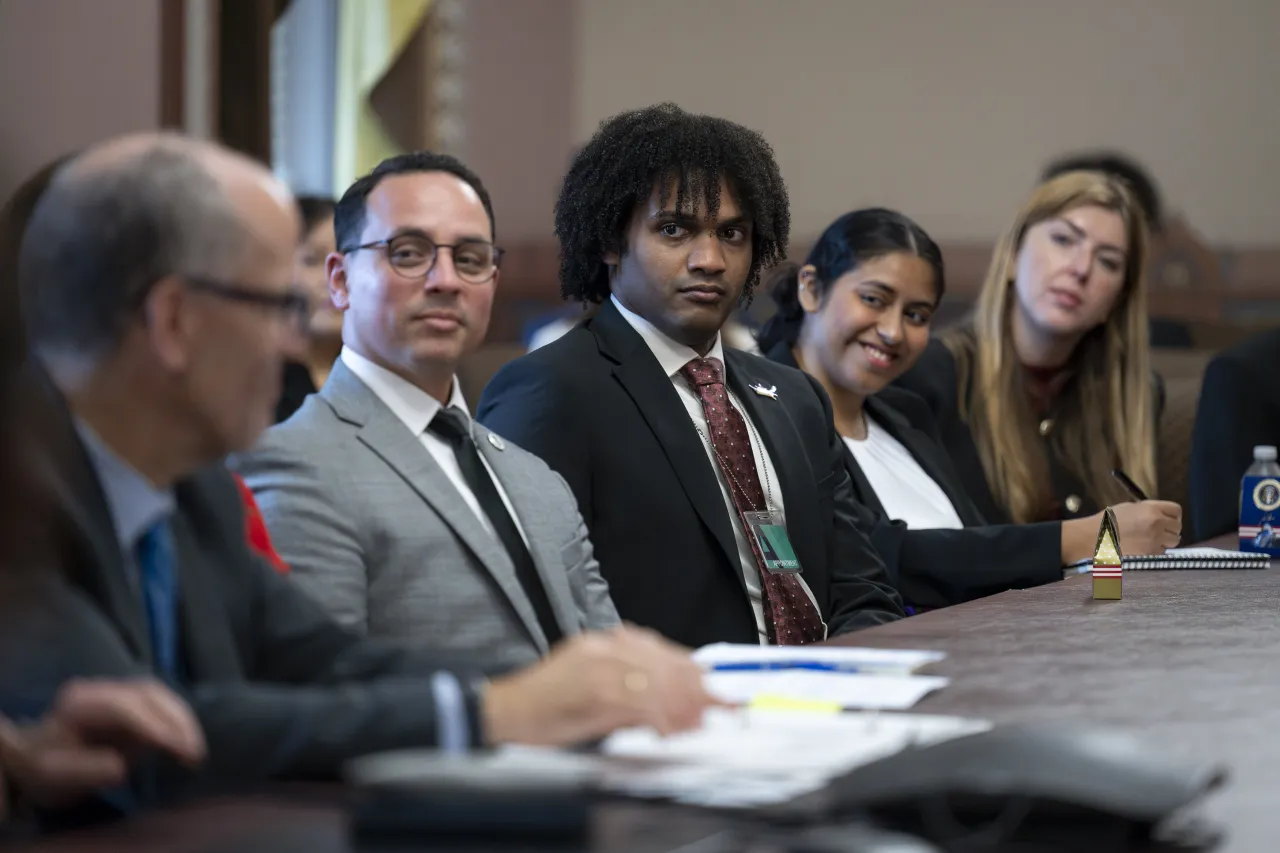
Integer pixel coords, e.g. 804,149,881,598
487,433,506,451
750,383,779,400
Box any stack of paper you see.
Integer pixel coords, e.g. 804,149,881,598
692,643,949,712
600,708,991,808
693,643,945,674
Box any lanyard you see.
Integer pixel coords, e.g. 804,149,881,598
691,394,775,513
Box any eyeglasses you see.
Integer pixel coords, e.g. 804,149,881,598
185,277,312,335
343,233,503,284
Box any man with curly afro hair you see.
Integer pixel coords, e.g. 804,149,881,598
479,104,903,648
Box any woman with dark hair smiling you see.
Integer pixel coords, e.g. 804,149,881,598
758,207,1172,608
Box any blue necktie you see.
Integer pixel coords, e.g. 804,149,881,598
136,519,179,682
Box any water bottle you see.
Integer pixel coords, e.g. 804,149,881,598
1239,445,1280,554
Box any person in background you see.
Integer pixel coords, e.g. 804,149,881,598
6,132,715,818
236,151,619,667
759,208,1180,608
1,156,290,575
1041,151,1192,348
895,171,1182,547
479,103,904,647
276,195,340,423
1189,328,1280,540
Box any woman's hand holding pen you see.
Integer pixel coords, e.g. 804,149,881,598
1109,501,1183,554
1061,500,1182,562
1105,468,1183,555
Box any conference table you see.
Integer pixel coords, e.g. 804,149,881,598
15,549,1279,852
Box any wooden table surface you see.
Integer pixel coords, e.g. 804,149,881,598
828,567,1280,852
14,559,1277,851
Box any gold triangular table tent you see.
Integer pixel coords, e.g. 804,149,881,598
1093,506,1122,600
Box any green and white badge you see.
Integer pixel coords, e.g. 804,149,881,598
743,511,802,573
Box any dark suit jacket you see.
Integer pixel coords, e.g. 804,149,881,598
1189,329,1280,540
274,360,317,424
894,337,1165,525
476,300,904,647
762,343,1062,608
0,379,495,799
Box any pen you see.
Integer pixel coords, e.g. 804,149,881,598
710,662,877,674
1111,468,1149,502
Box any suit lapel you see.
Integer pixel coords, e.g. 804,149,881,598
725,352,821,539
170,511,240,680
593,304,742,585
55,470,154,665
865,395,983,526
324,362,548,650
38,376,153,664
474,428,576,638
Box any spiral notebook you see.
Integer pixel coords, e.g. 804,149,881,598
1065,547,1271,574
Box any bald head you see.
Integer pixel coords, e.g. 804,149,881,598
20,131,299,361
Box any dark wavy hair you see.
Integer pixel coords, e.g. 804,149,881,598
556,103,790,305
296,195,336,234
335,151,495,251
0,157,71,575
757,207,944,353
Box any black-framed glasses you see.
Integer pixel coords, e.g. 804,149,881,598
343,233,503,284
185,277,312,335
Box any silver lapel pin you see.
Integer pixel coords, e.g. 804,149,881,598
486,432,506,451
750,383,779,400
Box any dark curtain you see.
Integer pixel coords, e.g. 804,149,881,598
218,0,293,164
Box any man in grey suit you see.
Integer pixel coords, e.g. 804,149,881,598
234,152,618,667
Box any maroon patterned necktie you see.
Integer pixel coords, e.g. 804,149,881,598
680,357,825,645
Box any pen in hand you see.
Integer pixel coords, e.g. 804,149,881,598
1111,468,1149,502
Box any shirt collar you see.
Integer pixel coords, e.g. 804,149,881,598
74,418,175,551
340,346,470,436
610,294,726,379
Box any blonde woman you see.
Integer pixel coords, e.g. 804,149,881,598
896,171,1181,554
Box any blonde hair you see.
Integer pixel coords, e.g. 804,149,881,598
944,171,1154,524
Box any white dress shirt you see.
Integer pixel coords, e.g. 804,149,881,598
844,417,965,531
340,346,532,549
611,296,822,644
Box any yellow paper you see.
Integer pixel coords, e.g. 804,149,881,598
749,694,843,714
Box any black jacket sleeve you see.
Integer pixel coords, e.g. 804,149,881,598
0,568,494,786
806,375,907,634
859,511,1064,608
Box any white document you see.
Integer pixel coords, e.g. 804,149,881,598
693,642,945,675
600,708,990,808
705,669,949,711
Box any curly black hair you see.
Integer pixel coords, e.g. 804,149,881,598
556,103,790,305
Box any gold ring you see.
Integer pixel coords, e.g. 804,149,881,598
624,671,649,693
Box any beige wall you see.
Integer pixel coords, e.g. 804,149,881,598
464,0,575,243
575,0,1280,246
0,0,161,201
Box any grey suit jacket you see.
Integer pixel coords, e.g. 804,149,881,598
232,360,618,669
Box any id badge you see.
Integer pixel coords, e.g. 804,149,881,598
743,511,802,574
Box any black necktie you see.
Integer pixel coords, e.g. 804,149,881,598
428,407,564,648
